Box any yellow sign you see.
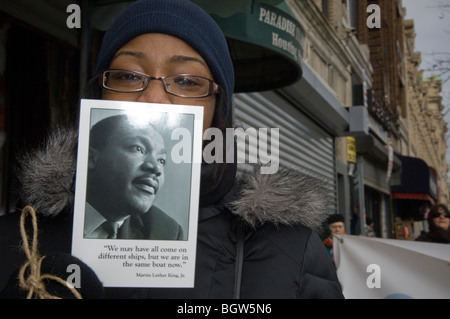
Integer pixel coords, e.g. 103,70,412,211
347,137,357,163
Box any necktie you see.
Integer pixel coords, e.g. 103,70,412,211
102,221,119,239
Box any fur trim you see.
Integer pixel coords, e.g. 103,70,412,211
16,126,78,217
229,165,332,232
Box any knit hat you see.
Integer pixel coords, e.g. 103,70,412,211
95,0,235,106
326,213,345,225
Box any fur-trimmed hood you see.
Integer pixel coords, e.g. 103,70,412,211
16,126,331,233
230,166,331,233
16,126,78,218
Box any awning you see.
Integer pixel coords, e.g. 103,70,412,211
390,155,437,203
192,0,305,92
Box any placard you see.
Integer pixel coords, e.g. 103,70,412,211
72,99,203,287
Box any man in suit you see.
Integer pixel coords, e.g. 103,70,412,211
83,114,183,240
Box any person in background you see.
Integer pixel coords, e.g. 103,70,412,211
364,217,376,238
323,213,346,262
416,204,450,244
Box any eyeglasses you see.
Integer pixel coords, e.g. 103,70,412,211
430,211,450,219
100,69,221,98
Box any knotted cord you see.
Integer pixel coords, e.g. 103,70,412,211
18,205,82,299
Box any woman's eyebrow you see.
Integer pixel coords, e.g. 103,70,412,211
170,55,207,67
111,51,207,68
112,50,145,61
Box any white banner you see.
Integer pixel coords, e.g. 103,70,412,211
333,235,450,299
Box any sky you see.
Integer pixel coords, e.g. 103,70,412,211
403,0,450,181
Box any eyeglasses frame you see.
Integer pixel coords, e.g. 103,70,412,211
99,69,221,98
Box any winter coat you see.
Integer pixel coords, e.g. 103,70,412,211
0,127,344,299
415,218,450,244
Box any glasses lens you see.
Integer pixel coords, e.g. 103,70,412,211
165,75,211,97
104,70,145,92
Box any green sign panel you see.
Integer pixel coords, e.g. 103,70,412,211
217,3,304,67
193,1,305,92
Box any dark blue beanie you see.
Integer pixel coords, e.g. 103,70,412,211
95,0,235,106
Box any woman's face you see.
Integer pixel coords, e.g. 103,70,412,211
433,207,450,231
102,33,217,131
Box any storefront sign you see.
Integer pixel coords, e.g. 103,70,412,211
347,137,357,163
216,3,304,68
193,1,305,92
256,5,304,66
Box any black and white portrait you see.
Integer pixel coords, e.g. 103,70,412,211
82,107,196,241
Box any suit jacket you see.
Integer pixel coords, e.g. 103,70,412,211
121,206,184,240
84,203,184,240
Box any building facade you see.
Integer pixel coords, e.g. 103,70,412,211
355,0,449,239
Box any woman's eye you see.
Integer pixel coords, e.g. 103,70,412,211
174,76,200,87
125,74,141,81
111,72,142,82
159,158,166,166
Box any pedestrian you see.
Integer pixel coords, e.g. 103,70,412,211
0,0,343,299
365,217,376,238
415,204,450,244
323,213,346,262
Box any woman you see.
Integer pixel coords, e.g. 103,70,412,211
0,0,343,298
416,204,450,244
